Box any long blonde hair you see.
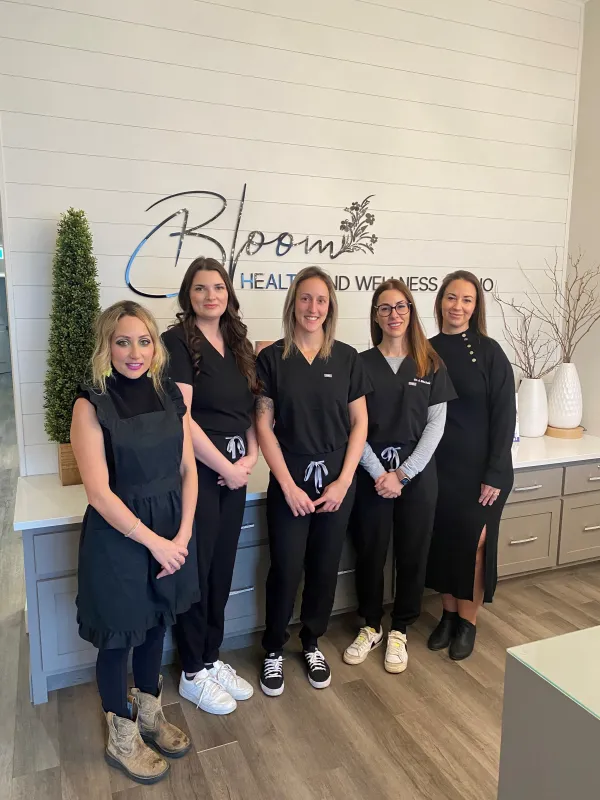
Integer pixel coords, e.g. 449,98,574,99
91,300,167,393
282,266,339,359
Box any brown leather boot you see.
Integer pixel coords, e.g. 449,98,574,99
105,701,169,784
131,676,192,759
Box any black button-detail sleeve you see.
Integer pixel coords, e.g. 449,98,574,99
484,341,516,488
162,327,194,386
348,347,373,403
429,364,457,406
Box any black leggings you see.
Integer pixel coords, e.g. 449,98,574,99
96,624,165,718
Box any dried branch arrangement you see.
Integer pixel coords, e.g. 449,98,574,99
494,251,600,376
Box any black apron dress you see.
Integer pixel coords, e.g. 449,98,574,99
77,385,199,650
427,332,516,603
351,349,456,630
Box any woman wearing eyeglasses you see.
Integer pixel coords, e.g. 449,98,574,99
343,280,456,673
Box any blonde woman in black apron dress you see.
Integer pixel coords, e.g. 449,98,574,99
71,301,199,785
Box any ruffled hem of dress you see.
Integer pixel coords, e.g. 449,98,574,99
78,592,200,650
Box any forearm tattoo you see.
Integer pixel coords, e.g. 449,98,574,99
256,395,274,418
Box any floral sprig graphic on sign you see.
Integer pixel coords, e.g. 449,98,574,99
336,196,377,257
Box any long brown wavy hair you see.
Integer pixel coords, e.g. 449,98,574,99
434,270,488,336
174,257,260,393
282,266,339,359
371,279,441,377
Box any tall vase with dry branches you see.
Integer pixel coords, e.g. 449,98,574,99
496,252,600,431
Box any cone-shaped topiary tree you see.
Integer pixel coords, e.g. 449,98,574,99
44,208,100,444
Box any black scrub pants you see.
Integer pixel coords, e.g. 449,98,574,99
351,460,438,632
174,459,246,671
262,448,356,653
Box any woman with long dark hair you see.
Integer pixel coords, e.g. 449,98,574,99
255,266,370,696
72,301,197,784
162,256,259,715
343,280,455,673
427,270,515,660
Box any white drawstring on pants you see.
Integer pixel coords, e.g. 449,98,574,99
304,460,328,494
381,446,402,471
226,435,246,460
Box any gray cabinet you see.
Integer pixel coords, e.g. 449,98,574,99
507,467,563,505
37,576,95,673
498,499,560,577
559,491,600,565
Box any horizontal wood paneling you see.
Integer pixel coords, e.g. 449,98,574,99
0,0,583,474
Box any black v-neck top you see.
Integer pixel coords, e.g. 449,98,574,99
162,323,254,436
360,347,456,457
256,339,372,456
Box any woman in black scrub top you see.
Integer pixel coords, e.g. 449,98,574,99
72,301,197,785
255,266,370,697
427,271,515,660
162,257,259,716
343,280,456,674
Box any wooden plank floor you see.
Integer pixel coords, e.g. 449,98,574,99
2,373,600,799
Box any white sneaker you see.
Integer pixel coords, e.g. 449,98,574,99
178,669,237,715
207,660,254,701
343,626,384,665
385,630,408,674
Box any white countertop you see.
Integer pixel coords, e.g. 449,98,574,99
13,435,600,532
509,626,600,721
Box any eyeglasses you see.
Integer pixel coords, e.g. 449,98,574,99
375,302,412,317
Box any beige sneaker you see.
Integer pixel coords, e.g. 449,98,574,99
385,630,408,674
343,626,383,665
131,676,191,759
105,701,169,784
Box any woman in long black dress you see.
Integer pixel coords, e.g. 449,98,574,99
162,257,258,716
427,271,516,660
72,301,198,785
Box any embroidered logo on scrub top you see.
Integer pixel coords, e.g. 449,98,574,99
415,378,431,385
324,373,333,378
408,381,417,386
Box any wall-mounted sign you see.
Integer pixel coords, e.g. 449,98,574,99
125,186,377,299
125,186,494,297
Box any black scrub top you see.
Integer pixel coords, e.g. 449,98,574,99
360,347,456,459
256,339,372,456
162,324,254,436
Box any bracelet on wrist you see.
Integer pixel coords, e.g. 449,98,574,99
125,518,141,538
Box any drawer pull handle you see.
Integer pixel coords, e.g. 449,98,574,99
583,525,600,532
588,477,600,482
241,523,255,530
509,536,538,546
514,484,543,493
337,568,356,576
229,586,255,597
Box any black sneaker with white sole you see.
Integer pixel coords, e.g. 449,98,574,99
303,647,331,689
260,652,284,697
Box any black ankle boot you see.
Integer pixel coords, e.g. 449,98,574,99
449,617,476,661
427,611,458,651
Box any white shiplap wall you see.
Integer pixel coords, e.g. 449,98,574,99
0,0,586,475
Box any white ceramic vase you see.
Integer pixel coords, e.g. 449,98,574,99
548,362,582,429
517,378,548,438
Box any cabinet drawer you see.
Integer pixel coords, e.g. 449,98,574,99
498,498,560,577
33,528,79,576
238,503,268,547
225,544,269,624
37,577,96,673
559,492,600,565
564,462,600,495
507,468,563,504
